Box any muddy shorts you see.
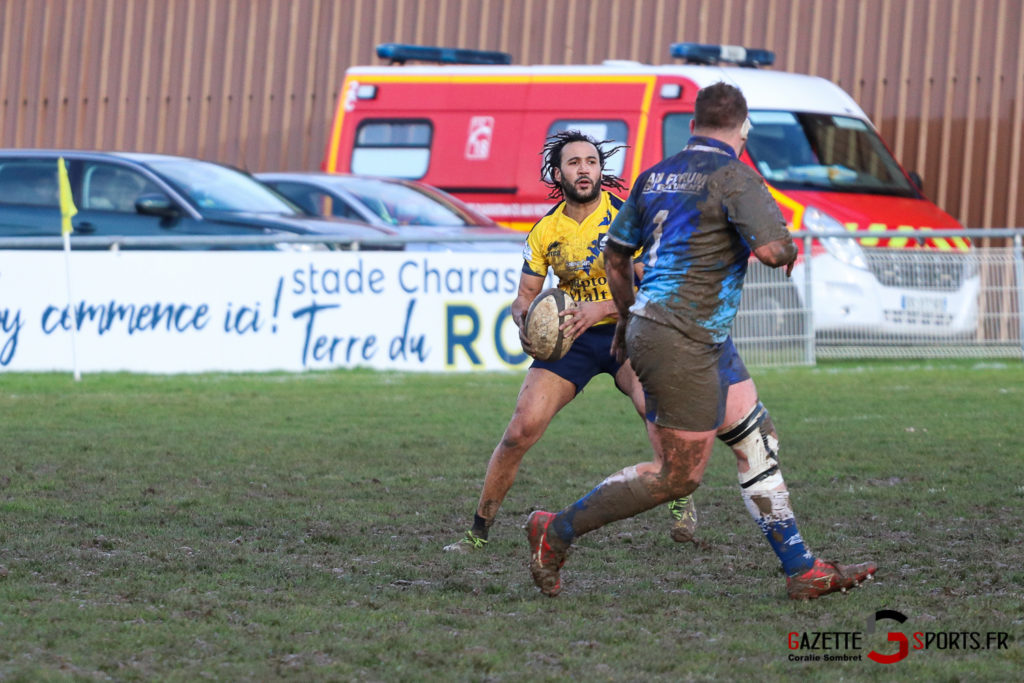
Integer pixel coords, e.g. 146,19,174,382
625,315,749,431
532,324,623,393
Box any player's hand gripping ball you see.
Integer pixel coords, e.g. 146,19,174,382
524,288,576,361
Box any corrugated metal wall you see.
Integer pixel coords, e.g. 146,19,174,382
2,0,1021,228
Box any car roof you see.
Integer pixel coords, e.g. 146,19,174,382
256,172,425,193
257,172,404,184
257,172,509,230
0,149,227,165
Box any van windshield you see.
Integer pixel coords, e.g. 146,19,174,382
663,111,919,198
746,111,918,196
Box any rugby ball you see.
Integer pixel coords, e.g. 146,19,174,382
524,288,575,361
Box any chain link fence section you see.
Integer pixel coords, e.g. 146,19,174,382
734,233,1024,364
734,260,811,366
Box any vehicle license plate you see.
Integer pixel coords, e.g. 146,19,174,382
901,294,948,314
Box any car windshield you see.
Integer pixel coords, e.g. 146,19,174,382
332,178,469,226
743,111,917,196
147,159,298,213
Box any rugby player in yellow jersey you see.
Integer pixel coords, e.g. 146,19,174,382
445,131,696,552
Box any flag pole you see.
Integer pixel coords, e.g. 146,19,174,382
57,157,81,381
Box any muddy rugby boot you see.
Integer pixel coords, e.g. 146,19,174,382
525,510,567,597
443,530,488,553
787,558,877,600
668,496,698,544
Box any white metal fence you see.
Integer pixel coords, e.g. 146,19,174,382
735,230,1024,365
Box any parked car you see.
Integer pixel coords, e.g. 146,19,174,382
0,150,393,249
255,172,523,251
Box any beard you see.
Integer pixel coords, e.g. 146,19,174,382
560,175,601,204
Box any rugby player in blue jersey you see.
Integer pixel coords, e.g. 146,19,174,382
525,84,876,600
445,131,696,553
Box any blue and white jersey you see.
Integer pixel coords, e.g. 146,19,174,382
607,136,788,344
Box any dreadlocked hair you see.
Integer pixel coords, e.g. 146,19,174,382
540,130,628,200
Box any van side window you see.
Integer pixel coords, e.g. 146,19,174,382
663,114,695,158
0,160,61,208
547,120,628,177
352,120,432,179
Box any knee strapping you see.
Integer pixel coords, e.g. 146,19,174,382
719,402,783,491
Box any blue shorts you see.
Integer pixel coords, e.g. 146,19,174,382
531,324,623,393
718,336,750,387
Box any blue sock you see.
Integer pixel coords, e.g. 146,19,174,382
550,512,576,546
757,516,815,576
549,468,659,548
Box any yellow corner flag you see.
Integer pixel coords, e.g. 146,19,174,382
57,156,77,236
57,156,82,380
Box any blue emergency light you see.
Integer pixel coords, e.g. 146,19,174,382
376,43,512,65
670,43,775,67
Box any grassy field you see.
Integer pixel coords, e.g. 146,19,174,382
1,360,1021,681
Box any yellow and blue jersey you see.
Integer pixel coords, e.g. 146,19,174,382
522,191,625,326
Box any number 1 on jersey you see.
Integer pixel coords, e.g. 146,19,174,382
648,209,668,268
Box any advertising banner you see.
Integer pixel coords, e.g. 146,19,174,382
0,251,528,373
